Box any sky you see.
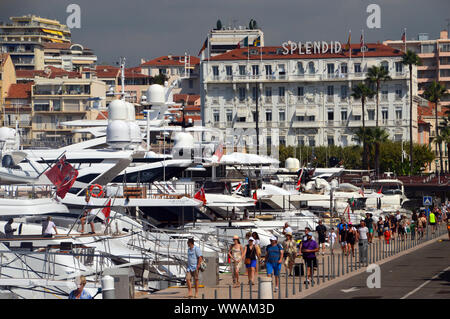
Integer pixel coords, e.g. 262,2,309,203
1,0,449,67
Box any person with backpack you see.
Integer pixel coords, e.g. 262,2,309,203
282,233,297,276
301,232,319,284
337,218,348,255
264,235,284,292
186,238,203,298
242,237,258,286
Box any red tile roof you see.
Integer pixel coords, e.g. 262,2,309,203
173,94,200,105
141,55,200,67
15,66,81,79
6,82,33,99
95,65,120,79
208,43,404,61
0,53,11,67
96,111,108,120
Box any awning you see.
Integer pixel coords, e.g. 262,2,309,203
42,29,63,36
352,107,362,116
295,108,306,116
236,107,248,117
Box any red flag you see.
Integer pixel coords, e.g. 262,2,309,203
253,190,257,204
401,31,406,43
102,199,111,221
377,186,383,194
45,156,78,199
194,187,207,204
295,169,303,191
360,33,364,49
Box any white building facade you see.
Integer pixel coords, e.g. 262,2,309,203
201,44,418,151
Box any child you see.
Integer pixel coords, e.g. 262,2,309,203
328,227,337,254
384,227,391,244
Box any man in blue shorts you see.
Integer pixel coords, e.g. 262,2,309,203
265,235,284,292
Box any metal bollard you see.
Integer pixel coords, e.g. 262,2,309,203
214,289,218,299
304,263,309,289
292,265,295,295
322,256,325,283
249,282,252,300
101,275,115,299
285,271,288,298
346,252,349,274
350,252,353,272
240,283,243,299
202,293,205,299
299,263,302,292
337,254,340,277
316,260,320,285
327,256,330,281
258,276,273,299
229,284,232,299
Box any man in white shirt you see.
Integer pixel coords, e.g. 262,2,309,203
356,220,369,264
282,222,293,235
43,216,58,238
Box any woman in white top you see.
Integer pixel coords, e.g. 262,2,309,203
328,228,337,254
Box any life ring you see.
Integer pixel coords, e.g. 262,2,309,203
89,184,103,198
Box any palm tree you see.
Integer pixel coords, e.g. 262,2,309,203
402,50,422,176
423,81,448,174
351,83,375,170
366,66,392,127
371,127,390,178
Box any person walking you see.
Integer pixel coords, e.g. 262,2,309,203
364,213,375,244
315,220,327,255
327,227,337,254
418,213,427,239
283,233,297,276
186,238,203,298
68,275,92,299
337,218,348,255
265,236,284,292
376,217,384,241
228,235,243,287
356,220,369,264
346,222,356,257
399,215,407,241
429,210,437,234
242,237,257,285
301,232,319,285
251,232,261,278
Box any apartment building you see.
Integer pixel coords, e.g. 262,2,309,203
42,42,97,71
208,25,264,56
0,15,71,70
31,76,106,147
4,82,33,146
140,55,200,95
201,44,417,152
385,30,450,171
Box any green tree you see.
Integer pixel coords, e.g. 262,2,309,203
402,50,422,176
423,81,448,174
366,65,392,127
351,83,375,169
151,73,168,85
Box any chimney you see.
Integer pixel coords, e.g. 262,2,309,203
440,29,448,39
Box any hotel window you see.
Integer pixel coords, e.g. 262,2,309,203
267,136,272,149
327,63,335,74
265,87,272,103
239,65,246,76
297,86,304,97
266,110,272,122
308,62,315,74
341,135,348,147
395,62,403,73
265,65,273,76
238,87,246,101
252,111,257,121
327,136,334,146
395,109,402,120
296,116,305,122
309,136,316,147
382,109,389,122
297,62,304,75
252,65,259,76
353,115,361,121
368,110,375,121
278,64,286,77
278,87,285,103
279,109,285,122
381,61,389,72
341,63,348,74
439,43,450,52
159,68,167,75
327,85,334,102
354,63,361,73
341,110,348,121
421,43,436,53
328,110,334,121
237,117,246,122
298,136,305,146
341,85,348,99
395,85,403,100
381,87,388,101
226,110,233,123
212,66,219,77
213,110,220,122
252,87,258,101
279,136,286,146
226,65,233,76
308,115,315,121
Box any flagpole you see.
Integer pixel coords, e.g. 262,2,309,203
404,28,407,52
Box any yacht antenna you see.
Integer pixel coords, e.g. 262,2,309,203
120,57,126,99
